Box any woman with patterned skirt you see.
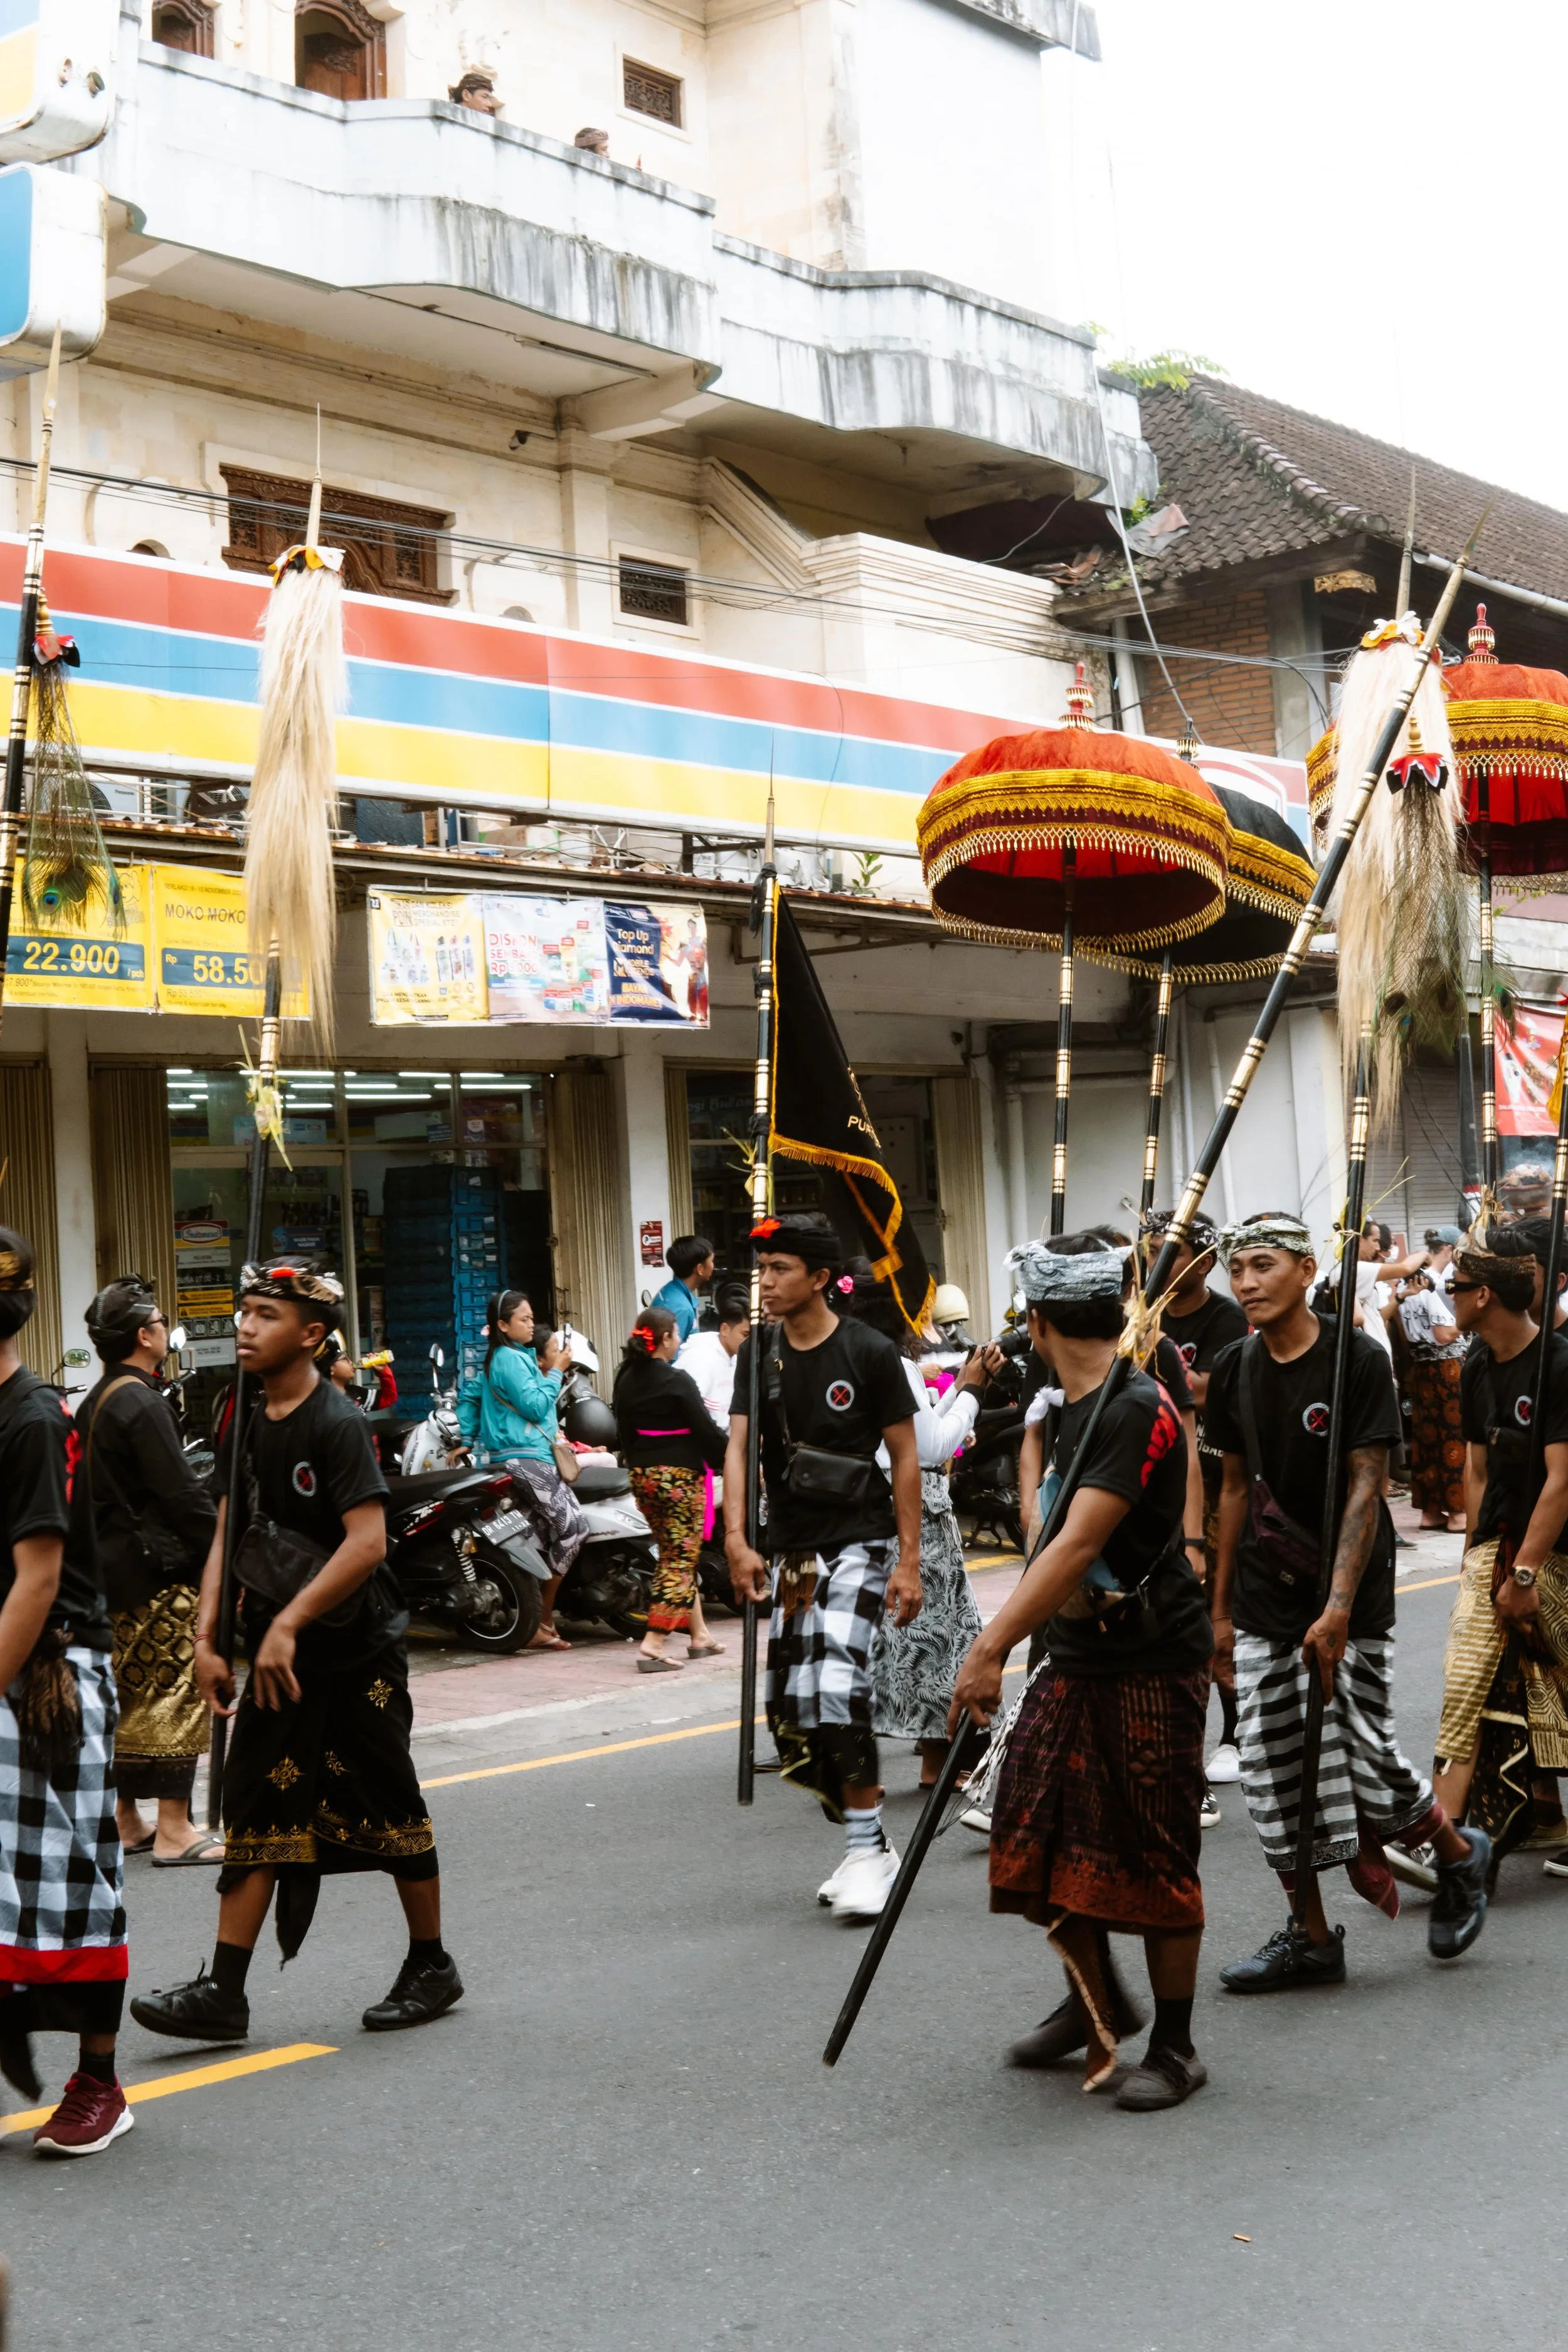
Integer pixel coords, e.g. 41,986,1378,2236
1399,1269,1468,1532
612,1305,730,1672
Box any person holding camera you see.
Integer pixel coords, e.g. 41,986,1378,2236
73,1278,219,1867
724,1213,920,1922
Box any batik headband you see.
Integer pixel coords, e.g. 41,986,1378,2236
1218,1215,1314,1265
239,1260,346,1326
1007,1241,1130,1303
749,1216,843,1269
1140,1207,1220,1256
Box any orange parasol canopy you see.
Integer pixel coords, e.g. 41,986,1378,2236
1442,605,1568,884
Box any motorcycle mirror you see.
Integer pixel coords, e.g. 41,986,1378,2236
167,1324,188,1353
430,1343,444,1368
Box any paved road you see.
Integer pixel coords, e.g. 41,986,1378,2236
9,1526,1565,2351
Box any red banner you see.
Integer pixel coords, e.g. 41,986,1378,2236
1496,1002,1565,1135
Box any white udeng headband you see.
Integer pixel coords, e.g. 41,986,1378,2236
1007,1240,1130,1303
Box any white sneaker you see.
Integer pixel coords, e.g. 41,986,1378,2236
1207,1742,1242,1784
1200,1789,1222,1829
817,1853,852,1905
960,1806,992,1835
828,1843,900,1920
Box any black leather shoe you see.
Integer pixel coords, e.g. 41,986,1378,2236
1007,1977,1148,2068
1219,1921,1346,1993
130,1969,250,2043
362,1954,464,2033
1116,2045,1209,2111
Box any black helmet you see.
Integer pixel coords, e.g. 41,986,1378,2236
86,1274,161,1364
561,1391,617,1450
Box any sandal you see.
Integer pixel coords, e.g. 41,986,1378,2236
527,1629,572,1652
636,1653,684,1673
686,1640,726,1659
151,1833,226,1868
120,1830,156,1855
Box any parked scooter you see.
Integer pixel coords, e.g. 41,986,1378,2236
383,1458,548,1653
948,1337,1029,1553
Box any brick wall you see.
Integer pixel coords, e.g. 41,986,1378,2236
1135,585,1278,754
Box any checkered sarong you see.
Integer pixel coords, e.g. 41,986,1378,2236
765,1540,895,1729
0,1645,127,1986
1234,1630,1431,1873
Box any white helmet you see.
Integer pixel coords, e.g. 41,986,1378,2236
931,1283,970,1327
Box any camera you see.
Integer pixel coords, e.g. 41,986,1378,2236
994,1326,1034,1360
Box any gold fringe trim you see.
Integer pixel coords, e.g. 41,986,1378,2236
919,766,1228,861
1079,940,1295,986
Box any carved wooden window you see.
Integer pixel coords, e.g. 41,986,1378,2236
220,468,453,605
618,558,688,627
295,0,386,100
623,58,681,127
150,0,215,57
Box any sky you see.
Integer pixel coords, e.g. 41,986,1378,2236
1047,1,1568,514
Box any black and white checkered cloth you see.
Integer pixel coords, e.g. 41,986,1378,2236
0,1646,127,1984
1234,1630,1431,1872
766,1540,896,1728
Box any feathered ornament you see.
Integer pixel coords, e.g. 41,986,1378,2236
243,470,345,1045
19,601,124,935
1327,613,1465,1128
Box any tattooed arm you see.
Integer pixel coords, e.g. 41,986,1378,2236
1301,1441,1387,1697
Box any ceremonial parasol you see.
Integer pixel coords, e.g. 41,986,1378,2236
917,664,1229,1234
1441,604,1568,1203
1083,761,1316,1214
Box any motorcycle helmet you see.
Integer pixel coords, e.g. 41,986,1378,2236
561,1391,617,1450
931,1283,970,1328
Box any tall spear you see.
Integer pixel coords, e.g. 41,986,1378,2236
737,790,778,1804
1288,1024,1370,1916
822,518,1485,2067
0,329,61,1039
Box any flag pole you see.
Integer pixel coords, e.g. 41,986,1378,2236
821,517,1485,2063
1288,1022,1370,1920
738,790,778,1804
0,329,61,1040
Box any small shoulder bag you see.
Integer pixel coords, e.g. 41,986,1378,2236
1236,1336,1323,1594
765,1338,877,1508
231,1408,366,1628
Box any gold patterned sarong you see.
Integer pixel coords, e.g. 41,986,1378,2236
1435,1540,1568,1771
111,1582,209,1798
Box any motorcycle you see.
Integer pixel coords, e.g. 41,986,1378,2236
948,1337,1029,1553
383,1458,548,1654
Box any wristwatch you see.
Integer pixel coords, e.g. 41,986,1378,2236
1513,1565,1539,1589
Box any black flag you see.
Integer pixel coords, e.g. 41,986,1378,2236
769,893,933,1331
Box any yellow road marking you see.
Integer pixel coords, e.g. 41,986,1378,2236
2,2041,336,2134
1397,1572,1460,1593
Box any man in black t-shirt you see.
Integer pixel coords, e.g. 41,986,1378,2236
0,1227,132,2158
132,1259,460,2047
1431,1244,1568,1855
1207,1214,1489,1994
951,1233,1211,2114
1143,1208,1249,1787
724,1213,919,1922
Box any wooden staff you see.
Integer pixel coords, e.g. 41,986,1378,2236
0,330,61,1040
821,519,1483,2065
1476,770,1498,1199
1454,1029,1481,1220
1288,1024,1370,1919
1139,951,1174,1221
738,797,778,1805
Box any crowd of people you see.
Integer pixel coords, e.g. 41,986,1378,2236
2,1167,1565,2155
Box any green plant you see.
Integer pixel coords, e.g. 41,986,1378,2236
1104,349,1225,392
847,850,883,897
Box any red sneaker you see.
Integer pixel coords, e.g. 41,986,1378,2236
32,2072,135,2158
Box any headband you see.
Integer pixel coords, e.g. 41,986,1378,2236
1008,1241,1130,1303
240,1260,346,1328
0,1244,35,1338
1453,1246,1522,1289
1218,1216,1315,1266
749,1216,843,1269
1141,1208,1219,1256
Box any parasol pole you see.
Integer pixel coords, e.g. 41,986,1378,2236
1465,608,1500,1209
738,789,778,1804
1526,1022,1568,1493
1288,1023,1370,1922
1454,1027,1481,1222
821,517,1485,2064
209,462,327,1825
0,329,61,1040
1139,951,1173,1222
1050,847,1074,1237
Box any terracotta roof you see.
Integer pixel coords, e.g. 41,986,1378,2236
1089,377,1568,606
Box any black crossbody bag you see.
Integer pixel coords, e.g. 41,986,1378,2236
1235,1336,1325,1594
765,1338,879,1509
232,1408,366,1629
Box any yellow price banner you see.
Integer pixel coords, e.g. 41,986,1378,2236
151,866,308,1019
5,862,155,1009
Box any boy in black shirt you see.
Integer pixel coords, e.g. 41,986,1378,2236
1433,1244,1568,1856
0,1229,133,2158
951,1233,1211,2114
724,1214,919,1922
1207,1214,1488,1993
132,1259,460,2043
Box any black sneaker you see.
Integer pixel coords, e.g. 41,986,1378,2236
1428,1825,1491,1960
130,1967,250,2043
1116,2045,1209,2111
1219,1921,1347,1993
361,1954,464,2033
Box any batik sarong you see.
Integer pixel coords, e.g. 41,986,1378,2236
630,1465,706,1635
871,1472,982,1741
112,1581,208,1803
1407,1357,1466,1517
1234,1629,1431,1872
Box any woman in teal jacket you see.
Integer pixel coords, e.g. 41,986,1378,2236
458,1290,585,1650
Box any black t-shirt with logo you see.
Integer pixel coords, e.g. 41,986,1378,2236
0,1366,112,1647
1459,1331,1568,1550
1205,1317,1401,1641
732,1318,915,1554
1163,1290,1249,1495
1042,1367,1211,1678
1020,1334,1194,1419
217,1375,400,1667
